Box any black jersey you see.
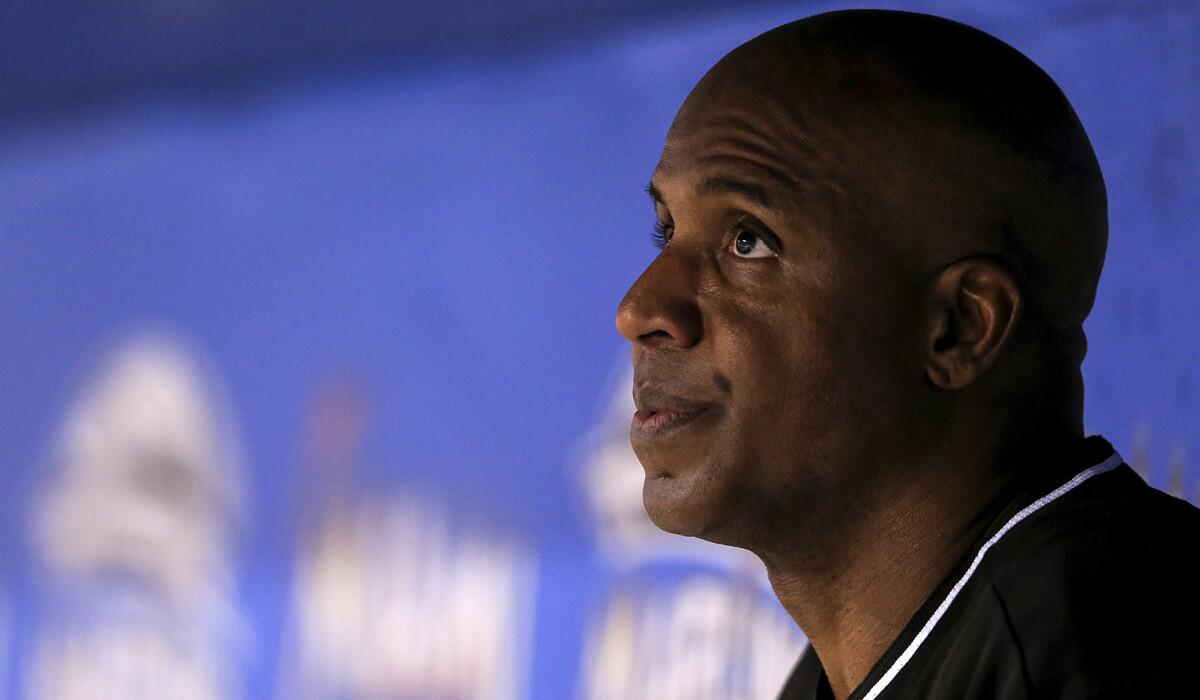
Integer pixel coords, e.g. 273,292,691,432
777,436,1200,700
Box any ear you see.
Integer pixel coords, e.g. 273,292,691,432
924,257,1022,390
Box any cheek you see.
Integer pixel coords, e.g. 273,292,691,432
781,296,926,457
711,303,829,446
713,289,907,466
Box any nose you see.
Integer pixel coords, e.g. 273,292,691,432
615,248,702,349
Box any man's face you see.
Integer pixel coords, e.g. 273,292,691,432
616,77,929,547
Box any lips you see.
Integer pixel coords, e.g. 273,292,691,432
632,406,712,436
631,386,716,440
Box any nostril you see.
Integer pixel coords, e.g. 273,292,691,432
639,329,675,344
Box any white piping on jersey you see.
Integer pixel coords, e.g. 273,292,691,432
860,449,1125,700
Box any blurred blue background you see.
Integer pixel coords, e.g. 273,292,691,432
1,1,1197,698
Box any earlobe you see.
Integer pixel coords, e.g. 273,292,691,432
925,257,1022,390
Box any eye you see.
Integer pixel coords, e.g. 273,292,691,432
731,227,774,259
651,220,674,249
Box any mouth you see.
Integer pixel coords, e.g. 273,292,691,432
630,404,714,440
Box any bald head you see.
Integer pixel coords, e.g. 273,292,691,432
619,9,1108,547
668,9,1106,366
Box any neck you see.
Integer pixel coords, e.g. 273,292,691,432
757,428,1082,700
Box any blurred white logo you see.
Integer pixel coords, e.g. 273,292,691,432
583,577,805,700
280,497,536,700
277,381,537,700
30,330,249,700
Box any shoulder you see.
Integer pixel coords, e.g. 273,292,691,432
985,464,1200,696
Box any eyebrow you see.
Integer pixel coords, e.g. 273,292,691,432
699,175,777,210
644,176,778,212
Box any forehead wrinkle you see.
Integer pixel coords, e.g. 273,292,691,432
658,102,848,224
691,155,795,211
667,103,833,209
659,134,807,207
699,135,800,188
692,112,807,179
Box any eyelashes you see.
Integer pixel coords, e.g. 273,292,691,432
650,216,781,257
651,221,673,249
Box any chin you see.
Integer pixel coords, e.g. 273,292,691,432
642,470,740,543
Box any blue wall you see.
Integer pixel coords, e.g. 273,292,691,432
1,2,1196,698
